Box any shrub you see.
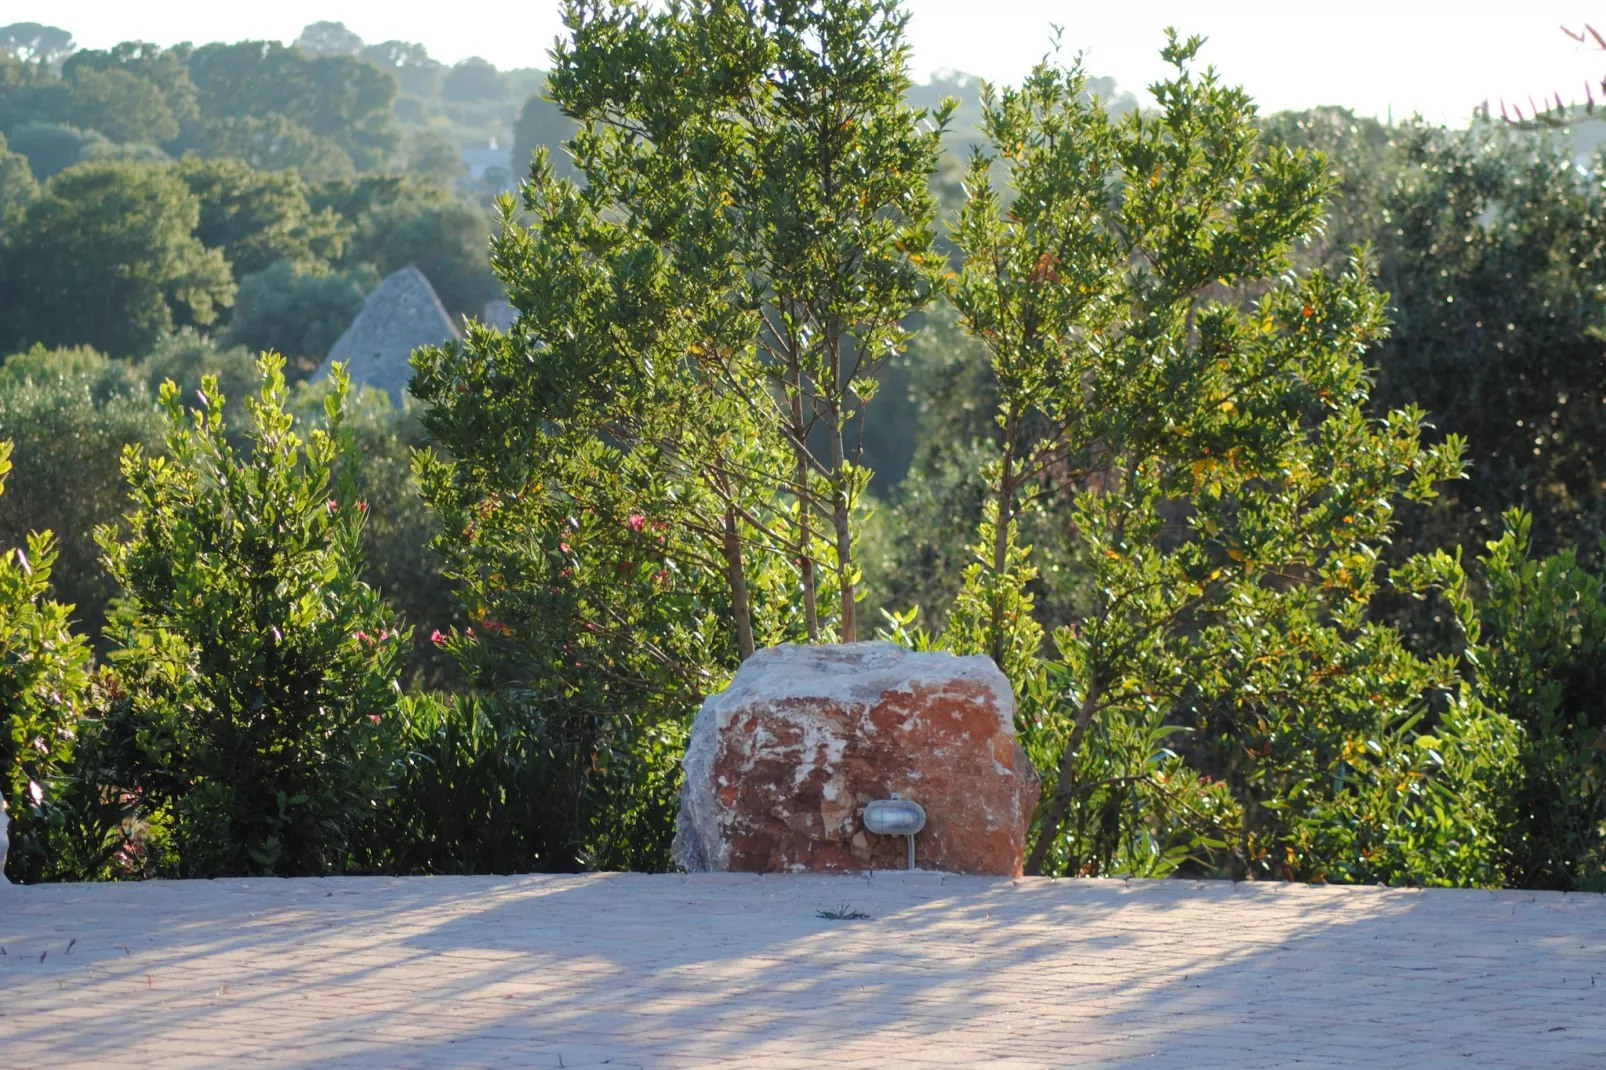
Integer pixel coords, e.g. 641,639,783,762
358,691,683,874
1433,510,1606,890
97,354,407,876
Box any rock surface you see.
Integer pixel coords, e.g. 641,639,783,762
673,642,1039,876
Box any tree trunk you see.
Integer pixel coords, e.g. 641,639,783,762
723,505,756,661
790,359,819,642
825,324,855,642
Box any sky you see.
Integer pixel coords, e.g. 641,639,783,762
12,1,1606,126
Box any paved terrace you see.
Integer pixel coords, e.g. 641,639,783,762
3,873,1605,1068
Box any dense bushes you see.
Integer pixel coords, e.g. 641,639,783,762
6,7,1606,892
96,356,406,876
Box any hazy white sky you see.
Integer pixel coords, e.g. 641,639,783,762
13,1,1606,125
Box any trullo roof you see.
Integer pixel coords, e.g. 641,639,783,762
312,265,461,407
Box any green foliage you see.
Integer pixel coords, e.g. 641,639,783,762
0,160,234,356
0,438,98,882
60,42,200,135
361,690,682,874
5,121,107,180
136,328,260,424
511,89,577,182
174,157,344,277
185,41,401,173
97,354,407,876
1428,510,1606,890
0,131,38,228
1261,114,1606,563
61,63,179,145
1370,124,1606,559
291,381,461,688
934,37,1518,885
443,58,508,103
320,174,499,319
0,345,163,640
403,128,468,188
224,259,377,367
0,23,76,65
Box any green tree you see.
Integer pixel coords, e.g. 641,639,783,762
294,21,365,57
0,161,234,356
60,42,201,137
403,128,467,187
0,130,38,230
0,345,163,640
63,65,179,145
1369,123,1606,560
186,41,401,172
98,355,407,877
190,114,355,182
174,156,344,277
5,121,107,180
510,89,577,182
443,57,507,102
932,38,1518,885
0,23,75,65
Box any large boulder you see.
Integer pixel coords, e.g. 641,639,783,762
673,642,1039,876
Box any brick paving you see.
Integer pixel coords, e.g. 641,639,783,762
3,872,1604,1068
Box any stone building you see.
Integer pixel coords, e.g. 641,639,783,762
311,265,460,408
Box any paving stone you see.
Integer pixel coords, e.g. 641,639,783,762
3,873,1605,1067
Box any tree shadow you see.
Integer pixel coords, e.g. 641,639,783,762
2,874,1604,1066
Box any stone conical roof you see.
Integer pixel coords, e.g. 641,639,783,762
313,265,461,407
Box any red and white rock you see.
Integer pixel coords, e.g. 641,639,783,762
673,642,1039,876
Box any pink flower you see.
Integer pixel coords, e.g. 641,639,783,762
377,629,389,641
430,629,446,646
327,499,338,513
559,541,570,553
354,630,369,642
369,714,382,725
626,513,646,532
356,501,369,514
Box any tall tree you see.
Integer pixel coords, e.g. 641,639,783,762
0,160,234,356
933,37,1518,885
551,0,950,642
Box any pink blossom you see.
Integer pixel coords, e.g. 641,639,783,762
559,541,570,553
354,630,369,642
356,501,369,514
430,629,446,645
626,513,646,532
327,499,338,513
369,714,382,725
